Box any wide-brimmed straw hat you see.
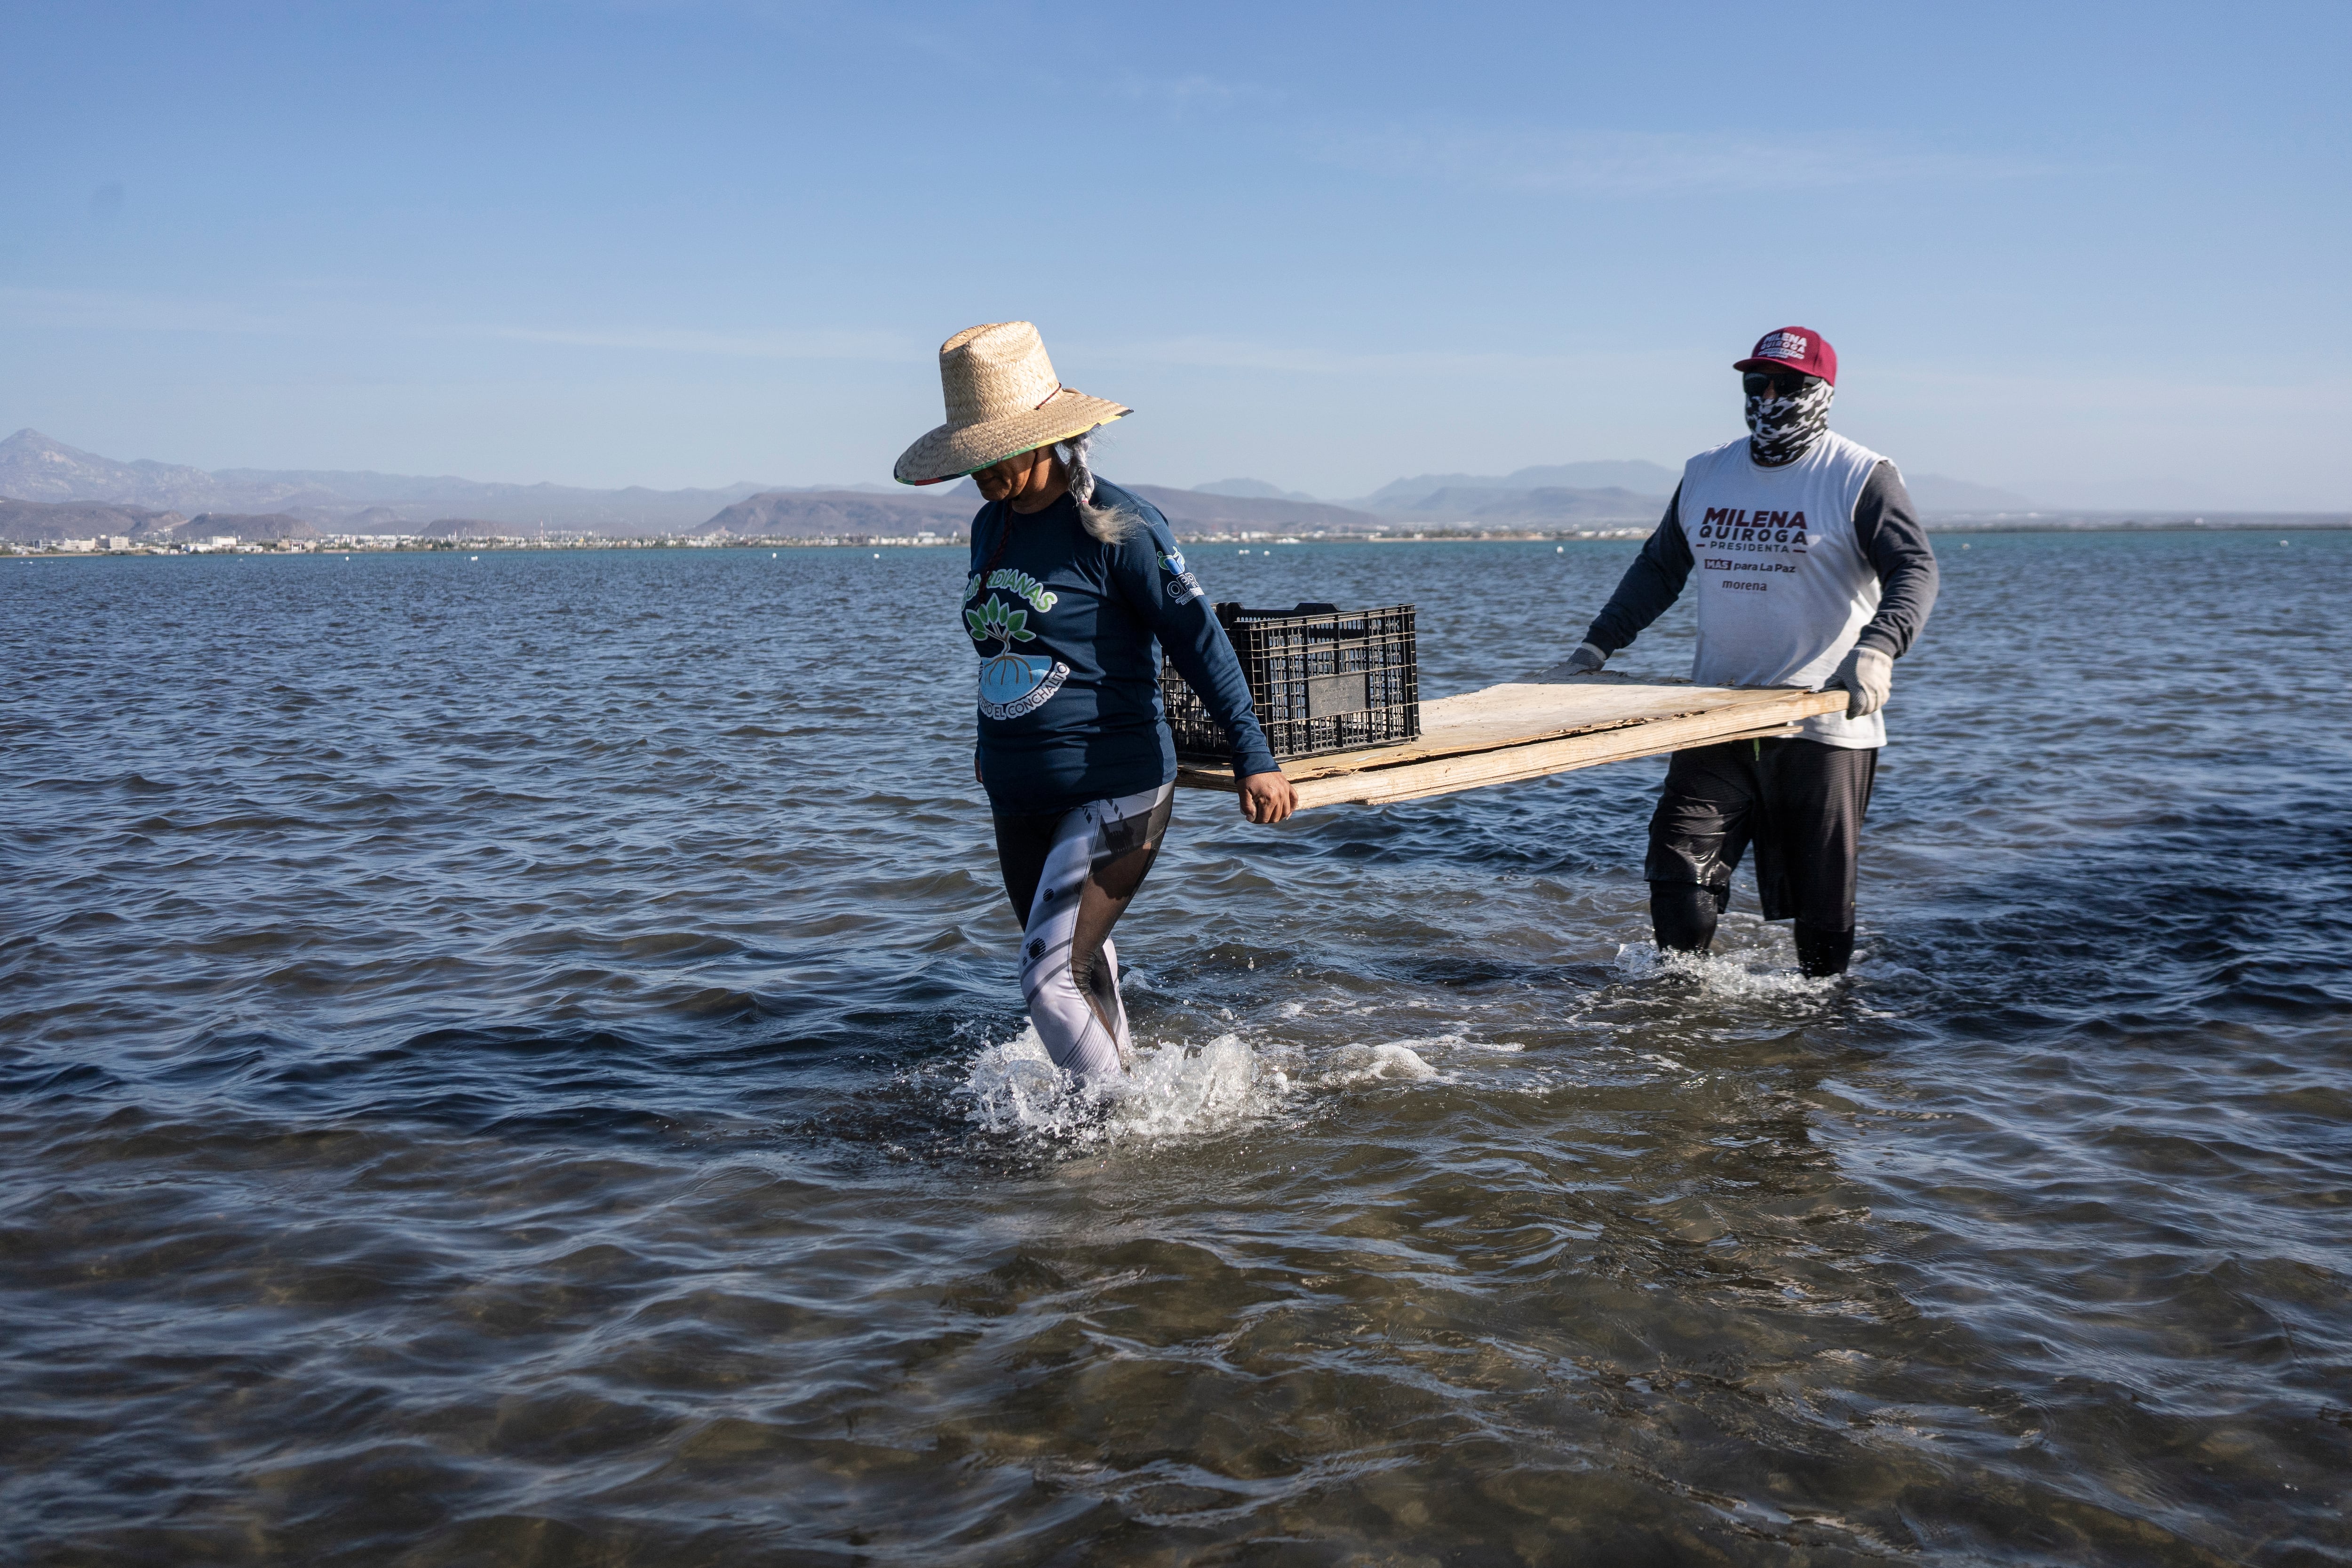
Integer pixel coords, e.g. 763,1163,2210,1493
893,321,1130,486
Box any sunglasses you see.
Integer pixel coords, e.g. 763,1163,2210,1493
1743,370,1817,398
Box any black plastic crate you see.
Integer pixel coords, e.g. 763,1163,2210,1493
1165,601,1420,763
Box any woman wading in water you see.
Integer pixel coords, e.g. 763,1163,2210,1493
897,321,1294,1084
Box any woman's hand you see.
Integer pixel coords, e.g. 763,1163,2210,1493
1238,771,1296,824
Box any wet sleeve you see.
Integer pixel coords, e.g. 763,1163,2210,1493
1581,485,1694,653
1118,517,1279,780
1851,463,1939,658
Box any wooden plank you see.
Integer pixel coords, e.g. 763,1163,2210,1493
1293,715,1803,808
1289,677,1807,772
1176,676,1849,811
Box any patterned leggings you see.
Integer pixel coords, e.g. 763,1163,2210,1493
991,782,1175,1081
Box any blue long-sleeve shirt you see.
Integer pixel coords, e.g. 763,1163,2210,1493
964,480,1277,813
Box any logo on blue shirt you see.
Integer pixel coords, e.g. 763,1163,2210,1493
967,593,1069,720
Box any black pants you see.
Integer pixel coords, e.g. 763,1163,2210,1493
1644,737,1877,976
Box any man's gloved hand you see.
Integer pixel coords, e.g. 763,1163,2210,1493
1829,645,1892,718
1541,641,1609,680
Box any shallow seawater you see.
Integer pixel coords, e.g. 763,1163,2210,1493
4,531,2348,1565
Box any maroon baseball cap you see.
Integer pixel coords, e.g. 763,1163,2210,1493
1734,326,1836,387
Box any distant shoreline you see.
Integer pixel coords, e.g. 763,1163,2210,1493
6,517,2348,558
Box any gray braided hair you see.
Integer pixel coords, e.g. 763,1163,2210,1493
1054,429,1142,543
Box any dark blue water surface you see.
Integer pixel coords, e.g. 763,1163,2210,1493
4,532,2348,1565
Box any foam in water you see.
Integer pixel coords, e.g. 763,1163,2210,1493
956,941,1858,1151
1319,1041,1442,1085
1613,937,1844,999
957,1024,1290,1148
957,1016,1476,1150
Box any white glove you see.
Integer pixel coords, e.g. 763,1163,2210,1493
1829,645,1892,718
1541,641,1608,680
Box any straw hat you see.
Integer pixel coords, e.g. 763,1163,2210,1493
893,321,1130,486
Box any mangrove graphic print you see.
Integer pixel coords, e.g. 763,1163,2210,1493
965,592,1069,721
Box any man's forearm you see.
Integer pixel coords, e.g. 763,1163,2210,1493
1851,463,1939,657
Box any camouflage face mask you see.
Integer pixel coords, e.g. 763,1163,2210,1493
1745,376,1836,467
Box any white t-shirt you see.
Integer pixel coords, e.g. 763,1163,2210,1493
1674,431,1890,748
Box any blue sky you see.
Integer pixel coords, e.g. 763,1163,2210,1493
3,1,2345,508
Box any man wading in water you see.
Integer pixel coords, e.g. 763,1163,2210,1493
1556,327,1939,977
897,321,1295,1085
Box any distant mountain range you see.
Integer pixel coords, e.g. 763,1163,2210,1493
1193,477,1324,504
702,482,1389,539
0,429,1405,538
1378,485,1669,524
1123,485,1383,534
1207,459,2040,520
0,429,777,531
1344,462,1683,513
702,487,977,538
1,427,2050,544
1184,463,1678,526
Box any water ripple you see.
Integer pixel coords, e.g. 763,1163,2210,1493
3,535,2348,1562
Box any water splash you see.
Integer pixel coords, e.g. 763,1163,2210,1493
957,1026,1092,1140
1319,1041,1441,1085
956,1024,1288,1149
1115,1030,1279,1139
1613,937,1844,1000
